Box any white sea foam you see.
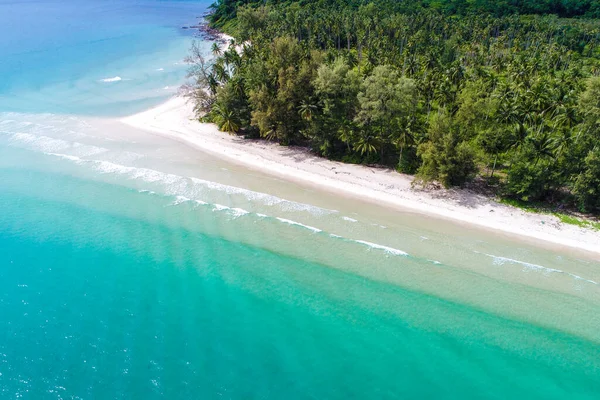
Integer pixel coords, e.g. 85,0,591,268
342,216,358,222
230,208,250,218
8,131,108,157
9,147,335,215
354,240,409,256
47,153,82,162
100,76,122,83
33,151,337,218
156,68,164,71
371,223,387,229
170,195,191,205
10,132,70,153
276,217,322,233
487,254,562,274
202,202,250,218
479,252,598,285
189,177,335,215
0,115,91,142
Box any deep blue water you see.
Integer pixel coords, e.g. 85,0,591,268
0,0,209,115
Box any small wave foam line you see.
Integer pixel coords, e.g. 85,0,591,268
353,240,409,256
478,252,598,286
170,195,190,206
276,217,322,233
100,76,122,83
164,194,252,219
47,153,412,259
169,195,321,226
8,132,108,157
189,177,335,216
16,146,336,216
0,114,94,140
47,153,81,162
144,190,412,258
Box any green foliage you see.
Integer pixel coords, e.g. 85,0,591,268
312,58,361,156
555,213,592,228
573,148,600,212
417,110,477,187
578,77,600,141
189,0,600,214
499,198,600,230
505,149,554,201
354,65,418,163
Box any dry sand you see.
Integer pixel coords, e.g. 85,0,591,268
121,96,600,255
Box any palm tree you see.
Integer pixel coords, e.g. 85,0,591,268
230,76,244,96
211,42,222,57
218,111,240,134
210,103,239,134
206,73,219,95
394,126,415,167
510,122,529,151
298,101,317,121
337,123,355,152
212,61,229,83
354,134,379,156
528,129,555,166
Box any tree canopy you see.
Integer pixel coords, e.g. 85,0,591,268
189,0,600,213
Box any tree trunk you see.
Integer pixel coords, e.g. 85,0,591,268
399,145,403,168
490,154,497,178
358,42,362,71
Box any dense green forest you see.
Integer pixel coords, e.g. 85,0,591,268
187,0,600,213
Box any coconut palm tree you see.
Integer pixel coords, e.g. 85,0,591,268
218,111,240,134
211,42,222,57
298,101,317,121
354,134,379,156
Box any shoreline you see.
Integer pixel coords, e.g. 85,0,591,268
121,96,600,256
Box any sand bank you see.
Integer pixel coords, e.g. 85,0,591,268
121,96,600,255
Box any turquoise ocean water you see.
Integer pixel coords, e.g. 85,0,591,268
1,1,600,398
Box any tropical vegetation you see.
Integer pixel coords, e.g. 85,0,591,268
186,0,600,214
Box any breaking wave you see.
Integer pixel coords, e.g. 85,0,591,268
100,76,122,83
479,252,598,286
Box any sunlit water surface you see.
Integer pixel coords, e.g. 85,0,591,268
1,1,599,398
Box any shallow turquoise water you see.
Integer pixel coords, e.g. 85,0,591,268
1,1,600,398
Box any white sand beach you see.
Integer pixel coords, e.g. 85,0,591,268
121,96,600,255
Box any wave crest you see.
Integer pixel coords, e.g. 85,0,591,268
100,76,122,83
